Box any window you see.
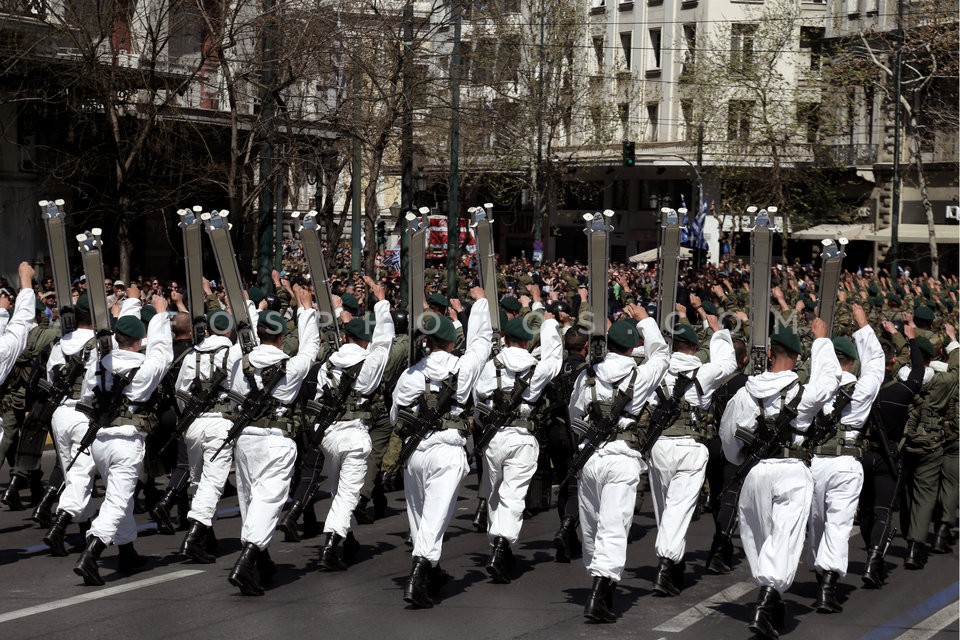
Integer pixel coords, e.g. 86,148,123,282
649,28,662,69
592,36,605,72
864,0,878,13
473,39,496,84
797,102,820,144
620,31,632,70
799,26,824,72
730,24,756,74
460,41,473,83
681,100,695,141
646,104,659,142
499,36,520,83
845,0,859,14
728,100,752,141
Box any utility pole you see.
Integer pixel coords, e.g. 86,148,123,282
888,0,904,273
446,0,461,295
351,70,362,274
695,125,704,267
256,0,276,289
273,150,284,275
399,0,414,308
532,1,545,265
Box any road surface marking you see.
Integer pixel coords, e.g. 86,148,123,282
0,569,204,624
862,582,959,640
652,581,755,632
890,603,960,640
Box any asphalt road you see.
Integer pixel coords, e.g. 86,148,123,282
0,452,956,640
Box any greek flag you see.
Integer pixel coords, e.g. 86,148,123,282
385,250,400,268
690,200,708,250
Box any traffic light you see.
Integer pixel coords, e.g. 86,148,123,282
622,140,636,167
376,220,386,246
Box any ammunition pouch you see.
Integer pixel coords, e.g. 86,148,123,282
812,432,863,459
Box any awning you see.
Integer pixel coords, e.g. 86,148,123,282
866,224,960,244
630,246,694,264
790,223,874,241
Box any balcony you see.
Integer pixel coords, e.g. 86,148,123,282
813,143,878,166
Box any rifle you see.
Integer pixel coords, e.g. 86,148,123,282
18,350,90,457
562,370,637,485
158,351,231,456
212,362,288,461
748,207,774,375
800,382,857,452
396,374,459,465
871,411,902,563
68,369,137,472
635,373,696,456
716,383,802,541
304,363,363,451
474,367,534,452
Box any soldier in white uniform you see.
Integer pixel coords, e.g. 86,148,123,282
807,304,884,613
391,290,491,609
226,286,318,596
647,315,737,596
314,278,394,570
0,263,37,472
473,314,562,583
567,307,669,623
73,296,174,585
719,321,841,640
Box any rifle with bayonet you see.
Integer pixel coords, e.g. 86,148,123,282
178,207,208,345
584,210,615,364
396,374,459,465
471,204,500,352
406,208,430,367
635,373,696,456
474,367,534,452
292,210,341,353
748,207,774,375
202,209,256,355
212,362,288,461
657,207,683,341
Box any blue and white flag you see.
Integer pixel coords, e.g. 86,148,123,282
690,200,708,250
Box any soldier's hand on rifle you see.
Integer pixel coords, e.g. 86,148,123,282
294,284,314,310
852,304,868,329
468,286,485,301
152,294,169,314
811,317,828,339
18,261,35,290
364,276,385,301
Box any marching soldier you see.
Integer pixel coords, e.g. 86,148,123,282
719,321,840,640
391,289,492,609
647,298,737,597
473,312,562,583
568,306,669,623
0,264,39,469
806,304,884,613
73,296,174,585
313,276,394,571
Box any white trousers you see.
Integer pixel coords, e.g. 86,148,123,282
648,437,709,562
808,455,863,576
404,440,469,565
235,429,296,550
51,405,97,521
739,459,814,594
320,425,372,537
482,428,539,546
184,415,234,527
88,430,145,546
578,447,644,581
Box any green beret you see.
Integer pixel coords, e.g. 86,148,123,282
702,300,719,316
871,295,885,308
258,309,288,335
894,285,906,297
771,277,780,287
423,313,457,344
803,299,817,311
34,298,46,313
920,284,931,297
501,296,521,313
832,336,858,361
926,299,937,310
115,316,145,339
914,305,935,322
886,293,902,305
427,293,449,311
608,320,640,350
944,299,954,311
344,316,373,342
75,293,90,313
140,304,157,325
771,325,803,355
247,287,265,305
504,317,532,342
673,323,699,347
916,336,936,358
340,293,359,314
868,284,879,296
207,310,234,335
499,310,509,330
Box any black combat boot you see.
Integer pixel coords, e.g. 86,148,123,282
583,576,616,623
32,484,59,528
427,562,451,596
257,549,277,586
180,520,216,564
73,536,107,586
228,542,263,596
206,525,219,553
343,531,360,564
403,556,434,609
117,542,150,573
553,515,578,563
748,586,782,640
932,524,953,554
148,485,180,535
277,501,305,542
706,533,734,575
2,474,28,511
372,481,387,519
44,509,73,557
29,469,45,506
353,495,373,525
74,520,91,552
813,570,843,613
318,533,347,571
486,536,511,584
652,557,682,596
904,541,927,570
862,547,885,589
302,504,321,539
472,498,488,532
